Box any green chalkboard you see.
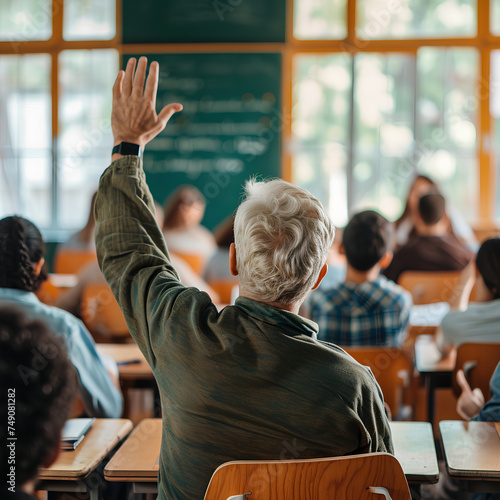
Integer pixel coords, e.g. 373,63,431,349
125,53,282,229
122,0,286,43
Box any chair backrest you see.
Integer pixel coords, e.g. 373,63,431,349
204,453,411,500
171,251,205,275
208,280,238,304
343,347,412,416
452,342,500,399
54,249,97,275
398,270,463,305
81,283,130,342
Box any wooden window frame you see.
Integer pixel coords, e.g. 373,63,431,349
0,0,498,227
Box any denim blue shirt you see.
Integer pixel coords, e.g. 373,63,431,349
475,362,500,422
0,287,122,418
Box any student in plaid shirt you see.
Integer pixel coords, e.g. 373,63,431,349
307,210,412,346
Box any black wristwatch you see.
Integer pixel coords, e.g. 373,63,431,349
112,142,142,157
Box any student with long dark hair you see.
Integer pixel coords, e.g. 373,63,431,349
0,216,122,417
440,237,500,348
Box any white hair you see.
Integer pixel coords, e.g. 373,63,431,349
234,179,335,306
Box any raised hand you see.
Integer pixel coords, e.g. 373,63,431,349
456,368,485,420
112,56,183,151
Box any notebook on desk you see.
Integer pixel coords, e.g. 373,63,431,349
61,418,95,450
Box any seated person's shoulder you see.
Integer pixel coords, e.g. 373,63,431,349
315,340,380,387
376,275,413,305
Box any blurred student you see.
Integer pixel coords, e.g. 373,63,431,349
307,210,412,346
56,202,220,317
438,238,500,350
395,175,478,252
0,307,76,499
59,191,97,251
384,193,473,283
0,216,122,417
162,185,216,269
203,216,237,283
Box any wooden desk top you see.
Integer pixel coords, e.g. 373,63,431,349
39,419,133,481
414,335,456,374
97,343,153,380
105,420,438,484
390,421,439,483
440,420,500,479
105,418,161,481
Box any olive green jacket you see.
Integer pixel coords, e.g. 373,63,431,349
95,156,393,500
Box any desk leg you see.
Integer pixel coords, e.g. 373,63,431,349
426,376,435,424
90,486,100,500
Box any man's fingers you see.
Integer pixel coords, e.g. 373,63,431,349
456,369,472,393
144,61,159,106
123,57,136,97
133,56,148,97
158,103,183,125
113,70,124,100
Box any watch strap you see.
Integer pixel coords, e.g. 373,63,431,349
112,142,142,157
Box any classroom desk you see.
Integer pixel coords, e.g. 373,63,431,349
414,335,456,424
97,343,158,418
440,420,500,496
97,343,152,381
104,419,439,495
38,418,133,500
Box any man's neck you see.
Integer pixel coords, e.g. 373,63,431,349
345,264,381,284
415,221,447,236
238,290,300,314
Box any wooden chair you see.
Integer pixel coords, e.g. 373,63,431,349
398,270,463,305
343,347,412,417
204,454,411,500
171,251,205,275
451,343,500,400
208,280,238,304
53,249,97,275
81,283,130,342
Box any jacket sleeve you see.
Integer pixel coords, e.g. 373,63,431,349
94,156,212,365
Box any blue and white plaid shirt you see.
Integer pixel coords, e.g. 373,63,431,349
307,276,412,346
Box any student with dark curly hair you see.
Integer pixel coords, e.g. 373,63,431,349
0,216,122,418
0,307,76,499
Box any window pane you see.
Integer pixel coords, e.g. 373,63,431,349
293,0,347,40
63,0,116,40
292,54,351,226
0,54,52,228
58,49,118,229
491,51,500,217
0,0,52,41
416,47,478,219
492,0,500,35
352,53,416,221
356,0,477,39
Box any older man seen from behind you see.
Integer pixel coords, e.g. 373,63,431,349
95,56,393,500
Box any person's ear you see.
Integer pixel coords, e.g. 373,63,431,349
34,258,45,276
311,263,328,291
379,251,393,270
338,244,346,255
229,243,238,276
